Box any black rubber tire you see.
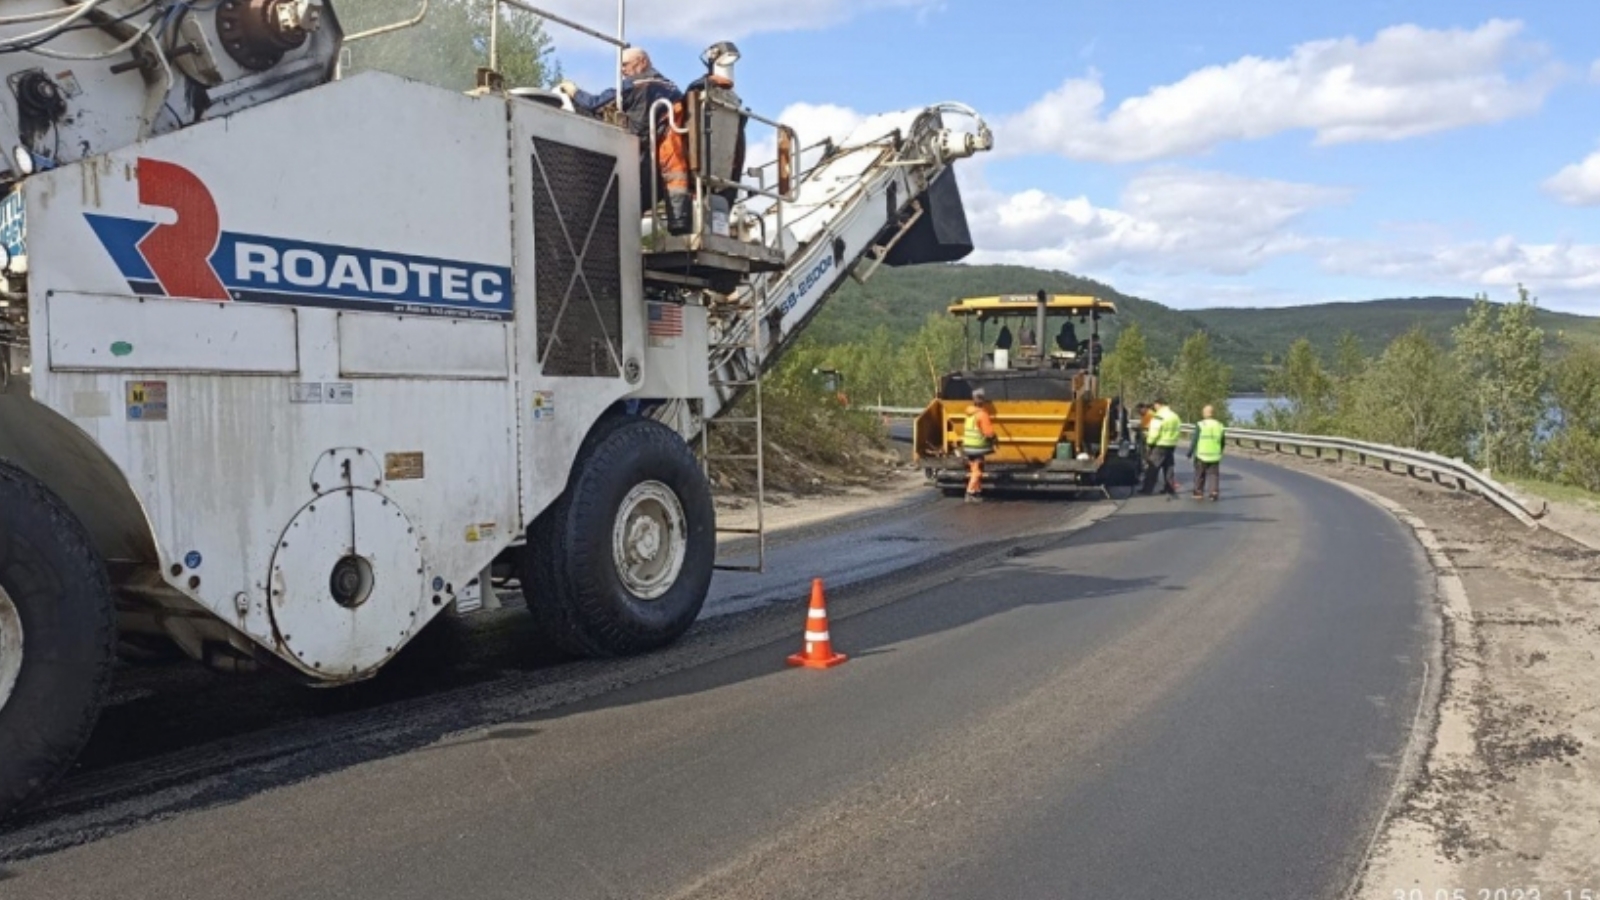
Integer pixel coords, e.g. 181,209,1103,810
0,460,116,822
521,417,715,658
1100,455,1142,488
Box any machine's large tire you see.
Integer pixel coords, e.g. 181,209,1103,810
0,461,116,821
1099,453,1143,488
522,417,716,658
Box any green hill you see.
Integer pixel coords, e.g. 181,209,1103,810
812,263,1261,381
810,264,1600,393
1191,297,1600,363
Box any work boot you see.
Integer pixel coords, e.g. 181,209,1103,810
666,190,694,236
964,492,983,504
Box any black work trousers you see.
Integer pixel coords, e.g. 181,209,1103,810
1140,446,1178,494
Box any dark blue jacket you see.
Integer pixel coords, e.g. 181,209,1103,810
573,67,682,140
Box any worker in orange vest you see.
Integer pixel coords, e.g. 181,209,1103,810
962,388,997,503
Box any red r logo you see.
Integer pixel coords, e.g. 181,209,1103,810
135,158,228,301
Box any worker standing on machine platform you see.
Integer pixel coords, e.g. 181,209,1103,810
1189,405,1226,501
963,388,997,503
558,48,689,230
1138,399,1183,496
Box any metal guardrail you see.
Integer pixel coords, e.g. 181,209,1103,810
1187,425,1548,528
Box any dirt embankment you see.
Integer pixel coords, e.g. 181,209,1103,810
706,402,915,535
1239,449,1600,896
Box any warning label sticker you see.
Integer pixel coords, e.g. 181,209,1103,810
125,381,168,422
533,390,556,422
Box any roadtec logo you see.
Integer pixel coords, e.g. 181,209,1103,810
85,158,513,321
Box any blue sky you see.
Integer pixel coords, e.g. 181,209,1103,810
540,1,1600,314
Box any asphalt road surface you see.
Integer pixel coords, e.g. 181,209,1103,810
0,459,1434,899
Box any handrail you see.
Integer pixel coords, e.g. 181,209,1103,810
489,1,626,104
1187,424,1549,528
344,0,430,43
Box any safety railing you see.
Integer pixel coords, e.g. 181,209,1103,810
1186,425,1548,528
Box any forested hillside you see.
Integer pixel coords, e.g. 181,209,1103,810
811,264,1599,392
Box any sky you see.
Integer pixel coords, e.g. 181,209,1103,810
530,0,1600,315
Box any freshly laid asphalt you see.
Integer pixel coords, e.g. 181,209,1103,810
0,458,1434,899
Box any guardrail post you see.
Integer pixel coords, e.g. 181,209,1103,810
1359,453,1367,466
1336,449,1344,462
1407,465,1416,478
1383,460,1392,473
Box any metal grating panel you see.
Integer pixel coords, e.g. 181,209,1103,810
529,137,624,377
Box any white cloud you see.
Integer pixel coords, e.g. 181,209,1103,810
1322,237,1600,296
529,0,933,43
721,100,1600,315
998,19,1562,163
1591,59,1600,83
742,102,869,177
1543,147,1600,206
963,168,1348,276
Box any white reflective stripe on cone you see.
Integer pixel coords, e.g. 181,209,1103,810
804,630,830,642
808,609,827,619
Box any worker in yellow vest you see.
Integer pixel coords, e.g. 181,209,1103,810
962,388,997,503
1137,399,1183,496
1188,405,1226,501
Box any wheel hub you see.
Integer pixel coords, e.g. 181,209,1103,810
612,481,688,601
628,517,664,562
0,584,23,716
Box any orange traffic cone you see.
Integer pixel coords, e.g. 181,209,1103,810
787,578,848,669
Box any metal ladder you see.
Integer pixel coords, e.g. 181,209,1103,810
700,292,767,573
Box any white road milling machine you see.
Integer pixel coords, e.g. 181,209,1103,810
0,0,993,819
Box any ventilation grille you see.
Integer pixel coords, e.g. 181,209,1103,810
530,137,623,378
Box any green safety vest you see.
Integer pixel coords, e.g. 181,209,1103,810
963,409,992,452
1154,409,1182,448
1195,419,1225,463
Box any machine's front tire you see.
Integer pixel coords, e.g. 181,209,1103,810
1099,454,1143,488
0,461,116,821
522,417,716,658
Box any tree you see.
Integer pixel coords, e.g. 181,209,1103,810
893,313,966,404
1543,341,1600,491
1101,322,1153,405
1453,286,1546,477
1350,328,1471,458
338,0,559,92
1169,331,1232,423
1265,338,1334,433
1330,331,1367,434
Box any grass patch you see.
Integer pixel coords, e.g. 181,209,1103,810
1504,476,1600,510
